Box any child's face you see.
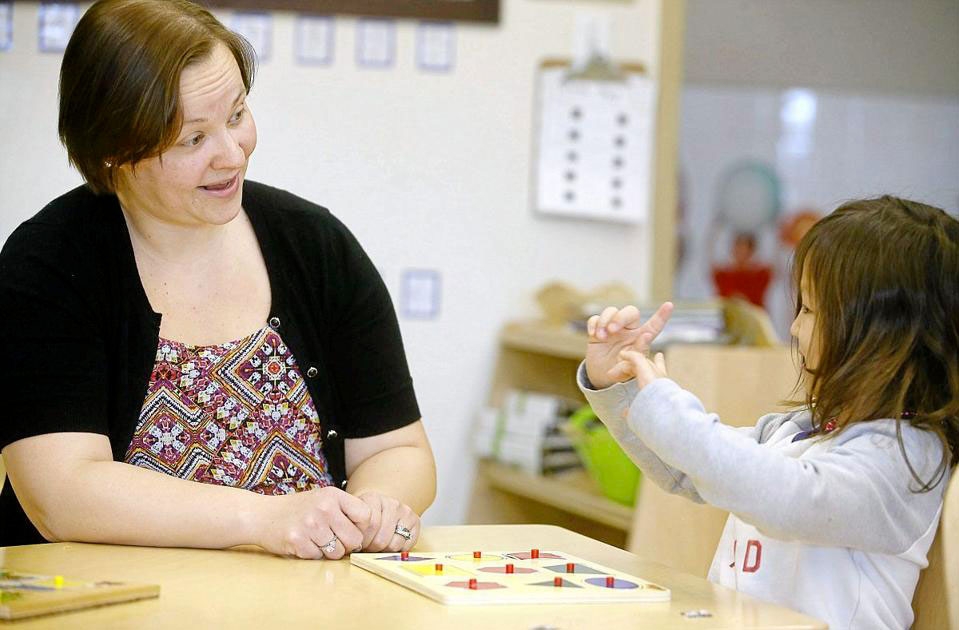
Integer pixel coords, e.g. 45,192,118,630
790,274,820,391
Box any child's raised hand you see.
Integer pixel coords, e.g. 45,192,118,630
618,348,669,389
585,302,673,389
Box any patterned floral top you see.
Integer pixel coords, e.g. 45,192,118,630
124,325,334,494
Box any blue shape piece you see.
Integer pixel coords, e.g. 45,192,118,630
584,577,639,589
543,563,604,575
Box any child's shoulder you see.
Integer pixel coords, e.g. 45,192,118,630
836,418,940,445
837,418,945,456
829,419,946,483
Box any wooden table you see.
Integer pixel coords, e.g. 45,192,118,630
1,524,825,628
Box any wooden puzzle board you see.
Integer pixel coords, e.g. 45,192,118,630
350,550,670,605
0,570,160,620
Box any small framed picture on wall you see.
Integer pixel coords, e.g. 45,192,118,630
205,0,498,23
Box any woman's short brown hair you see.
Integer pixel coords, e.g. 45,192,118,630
58,0,256,194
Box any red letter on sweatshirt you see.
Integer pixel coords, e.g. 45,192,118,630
742,540,762,573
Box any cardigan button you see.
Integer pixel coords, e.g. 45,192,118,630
326,429,339,440
306,366,318,378
268,316,281,329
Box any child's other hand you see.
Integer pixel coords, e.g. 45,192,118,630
619,349,668,389
585,302,673,389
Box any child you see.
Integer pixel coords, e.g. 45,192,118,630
580,196,959,629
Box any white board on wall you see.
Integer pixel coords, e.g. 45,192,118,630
533,62,657,224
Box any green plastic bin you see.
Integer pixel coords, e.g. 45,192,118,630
563,406,641,506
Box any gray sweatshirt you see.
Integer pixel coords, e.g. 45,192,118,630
578,363,948,629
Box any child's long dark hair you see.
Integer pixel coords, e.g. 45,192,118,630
792,196,959,490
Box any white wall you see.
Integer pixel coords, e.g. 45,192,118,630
0,1,663,525
676,87,959,336
676,0,959,338
684,0,959,97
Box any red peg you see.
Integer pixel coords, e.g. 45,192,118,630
566,562,575,573
473,551,482,559
468,578,478,590
435,563,443,573
530,549,540,559
606,576,615,588
553,576,563,587
400,551,409,561
505,563,515,574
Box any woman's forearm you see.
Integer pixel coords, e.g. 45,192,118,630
30,459,270,548
345,444,436,514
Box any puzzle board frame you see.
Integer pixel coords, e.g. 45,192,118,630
0,570,159,620
350,549,670,605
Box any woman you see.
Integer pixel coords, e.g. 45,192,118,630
0,0,436,559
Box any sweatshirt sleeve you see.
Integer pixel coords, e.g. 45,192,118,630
629,377,947,555
577,362,706,502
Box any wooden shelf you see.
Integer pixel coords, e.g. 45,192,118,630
499,321,586,360
477,460,633,532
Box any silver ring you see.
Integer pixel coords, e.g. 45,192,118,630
394,524,412,541
322,536,338,554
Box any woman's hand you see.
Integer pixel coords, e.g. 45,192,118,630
585,302,673,389
619,348,669,389
356,491,420,552
255,486,372,560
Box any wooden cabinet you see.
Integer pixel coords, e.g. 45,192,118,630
466,318,800,576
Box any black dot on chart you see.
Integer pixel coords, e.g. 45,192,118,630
611,177,623,189
614,136,626,148
617,113,629,126
566,150,578,162
613,156,625,168
568,129,580,141
611,197,622,209
564,170,576,182
570,107,582,120
564,190,576,202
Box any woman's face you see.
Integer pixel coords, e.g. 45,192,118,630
115,43,256,227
